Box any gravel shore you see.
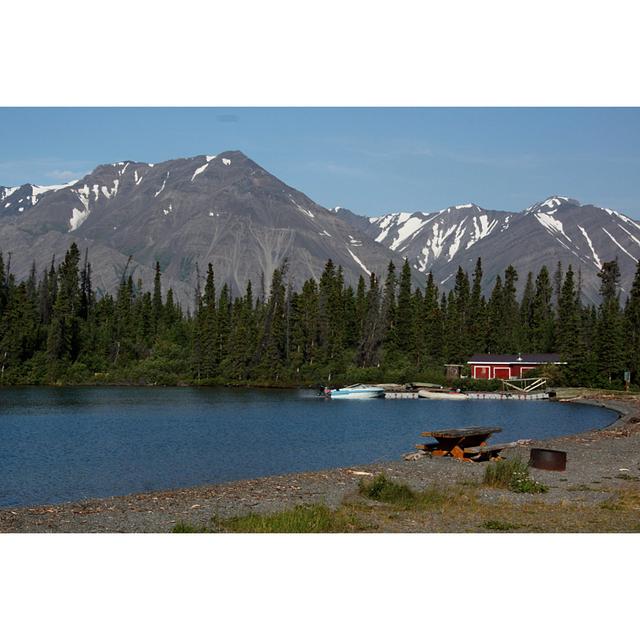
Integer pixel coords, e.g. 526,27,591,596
2,393,639,533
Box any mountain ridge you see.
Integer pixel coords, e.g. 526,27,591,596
2,152,639,306
337,195,640,303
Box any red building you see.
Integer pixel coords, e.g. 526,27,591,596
468,354,565,380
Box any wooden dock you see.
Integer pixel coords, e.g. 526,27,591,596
466,392,549,400
384,391,420,399
382,390,549,400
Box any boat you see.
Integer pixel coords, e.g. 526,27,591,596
323,384,385,399
418,388,468,400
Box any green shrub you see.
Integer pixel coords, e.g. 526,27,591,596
483,458,548,494
359,474,416,506
358,474,448,509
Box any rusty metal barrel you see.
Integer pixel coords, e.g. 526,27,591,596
529,448,567,471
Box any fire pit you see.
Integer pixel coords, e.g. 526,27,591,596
529,448,567,471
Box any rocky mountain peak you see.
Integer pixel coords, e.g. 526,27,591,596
524,196,581,215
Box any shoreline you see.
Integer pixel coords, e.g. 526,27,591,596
1,392,639,533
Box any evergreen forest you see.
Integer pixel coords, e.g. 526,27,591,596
1,242,639,389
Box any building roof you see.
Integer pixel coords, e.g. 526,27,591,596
467,353,564,364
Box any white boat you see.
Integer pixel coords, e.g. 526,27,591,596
418,389,468,400
324,384,385,399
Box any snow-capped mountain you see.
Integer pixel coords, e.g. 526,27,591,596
3,151,639,307
342,196,640,303
0,152,413,306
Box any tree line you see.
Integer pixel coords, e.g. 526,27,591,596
0,242,639,388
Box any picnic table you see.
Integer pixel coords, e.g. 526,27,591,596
416,427,504,461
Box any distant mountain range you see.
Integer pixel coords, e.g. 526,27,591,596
2,152,639,305
335,196,640,303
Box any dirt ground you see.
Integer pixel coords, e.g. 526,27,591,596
1,391,639,533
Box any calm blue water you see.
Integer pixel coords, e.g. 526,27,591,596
0,387,617,508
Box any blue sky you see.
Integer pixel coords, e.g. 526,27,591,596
1,107,639,218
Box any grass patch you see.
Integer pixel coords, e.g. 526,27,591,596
483,458,548,494
221,504,357,533
482,519,520,531
599,489,640,512
359,474,417,506
358,474,448,509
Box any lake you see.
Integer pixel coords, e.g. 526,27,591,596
0,387,617,508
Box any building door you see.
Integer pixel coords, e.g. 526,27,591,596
494,367,510,379
475,366,490,379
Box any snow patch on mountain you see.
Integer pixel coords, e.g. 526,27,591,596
389,216,430,251
69,208,89,231
191,162,210,182
222,158,231,166
100,179,119,199
347,248,370,275
0,186,20,201
603,228,637,261
465,214,499,249
447,222,467,261
578,225,602,268
31,181,77,204
616,223,640,248
289,197,315,218
69,184,91,231
417,221,459,270
606,208,640,231
154,172,169,197
534,211,573,244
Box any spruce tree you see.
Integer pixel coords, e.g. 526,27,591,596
486,275,504,353
47,243,81,364
468,258,486,354
596,259,624,383
531,266,555,352
519,272,535,351
152,261,163,334
501,265,520,352
556,265,580,366
357,273,381,367
395,259,413,354
422,272,443,366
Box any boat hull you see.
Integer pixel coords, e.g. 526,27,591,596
328,388,385,399
418,389,468,400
